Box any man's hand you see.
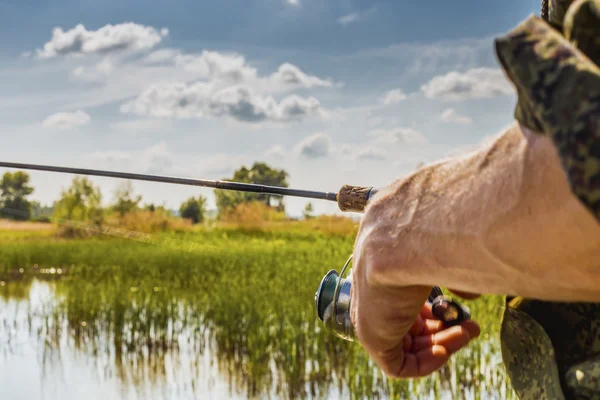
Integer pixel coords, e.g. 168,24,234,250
350,243,481,378
393,303,480,378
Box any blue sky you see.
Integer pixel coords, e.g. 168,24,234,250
0,0,541,216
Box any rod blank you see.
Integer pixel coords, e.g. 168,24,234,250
0,161,338,202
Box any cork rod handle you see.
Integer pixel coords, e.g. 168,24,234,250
336,185,376,213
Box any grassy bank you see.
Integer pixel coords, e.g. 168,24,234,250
0,224,515,399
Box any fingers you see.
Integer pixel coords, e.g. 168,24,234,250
412,321,481,352
401,320,481,376
402,319,453,352
408,302,450,336
422,319,444,334
419,302,435,320
417,303,478,336
409,302,439,335
401,345,450,377
396,321,481,378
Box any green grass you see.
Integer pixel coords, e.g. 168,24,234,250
0,228,516,399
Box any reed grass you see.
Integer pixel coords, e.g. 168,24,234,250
0,227,516,399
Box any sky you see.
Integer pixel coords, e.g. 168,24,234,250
0,0,542,217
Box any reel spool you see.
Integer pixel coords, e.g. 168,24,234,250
315,255,471,341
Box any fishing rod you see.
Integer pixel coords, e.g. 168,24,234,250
0,160,470,341
0,161,374,213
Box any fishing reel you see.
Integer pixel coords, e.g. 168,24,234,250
315,255,471,341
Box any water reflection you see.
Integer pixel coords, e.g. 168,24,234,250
0,276,516,400
0,280,252,400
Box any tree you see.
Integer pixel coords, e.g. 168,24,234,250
303,202,315,219
143,202,170,214
179,196,207,224
53,177,103,226
0,171,34,220
214,162,289,216
30,200,41,217
30,201,54,222
112,181,142,219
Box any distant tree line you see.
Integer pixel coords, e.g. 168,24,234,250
0,161,315,225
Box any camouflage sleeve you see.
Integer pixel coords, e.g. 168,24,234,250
493,0,600,220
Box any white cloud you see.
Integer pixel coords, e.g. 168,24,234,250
343,36,496,79
295,133,332,159
286,0,300,6
42,110,91,129
71,58,114,81
421,67,512,101
269,63,332,88
265,145,286,158
72,66,85,77
441,108,473,125
354,146,386,161
175,50,258,83
338,13,360,25
339,144,355,156
380,88,407,105
48,48,333,121
140,142,174,174
89,144,247,180
120,83,323,123
174,51,333,90
338,143,386,161
90,142,186,176
110,119,173,134
143,49,181,65
96,58,114,74
18,36,336,114
337,8,375,25
368,127,428,144
265,138,387,162
90,150,132,163
37,22,168,59
196,153,247,177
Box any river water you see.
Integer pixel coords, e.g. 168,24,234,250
0,279,514,400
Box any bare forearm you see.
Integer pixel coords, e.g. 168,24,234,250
361,123,600,302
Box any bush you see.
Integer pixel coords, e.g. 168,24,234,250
54,209,193,238
105,209,192,233
220,202,287,228
31,216,51,223
295,215,359,236
217,202,358,236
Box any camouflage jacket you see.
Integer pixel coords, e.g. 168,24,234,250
493,0,600,398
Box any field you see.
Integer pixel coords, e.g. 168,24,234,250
0,220,517,399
